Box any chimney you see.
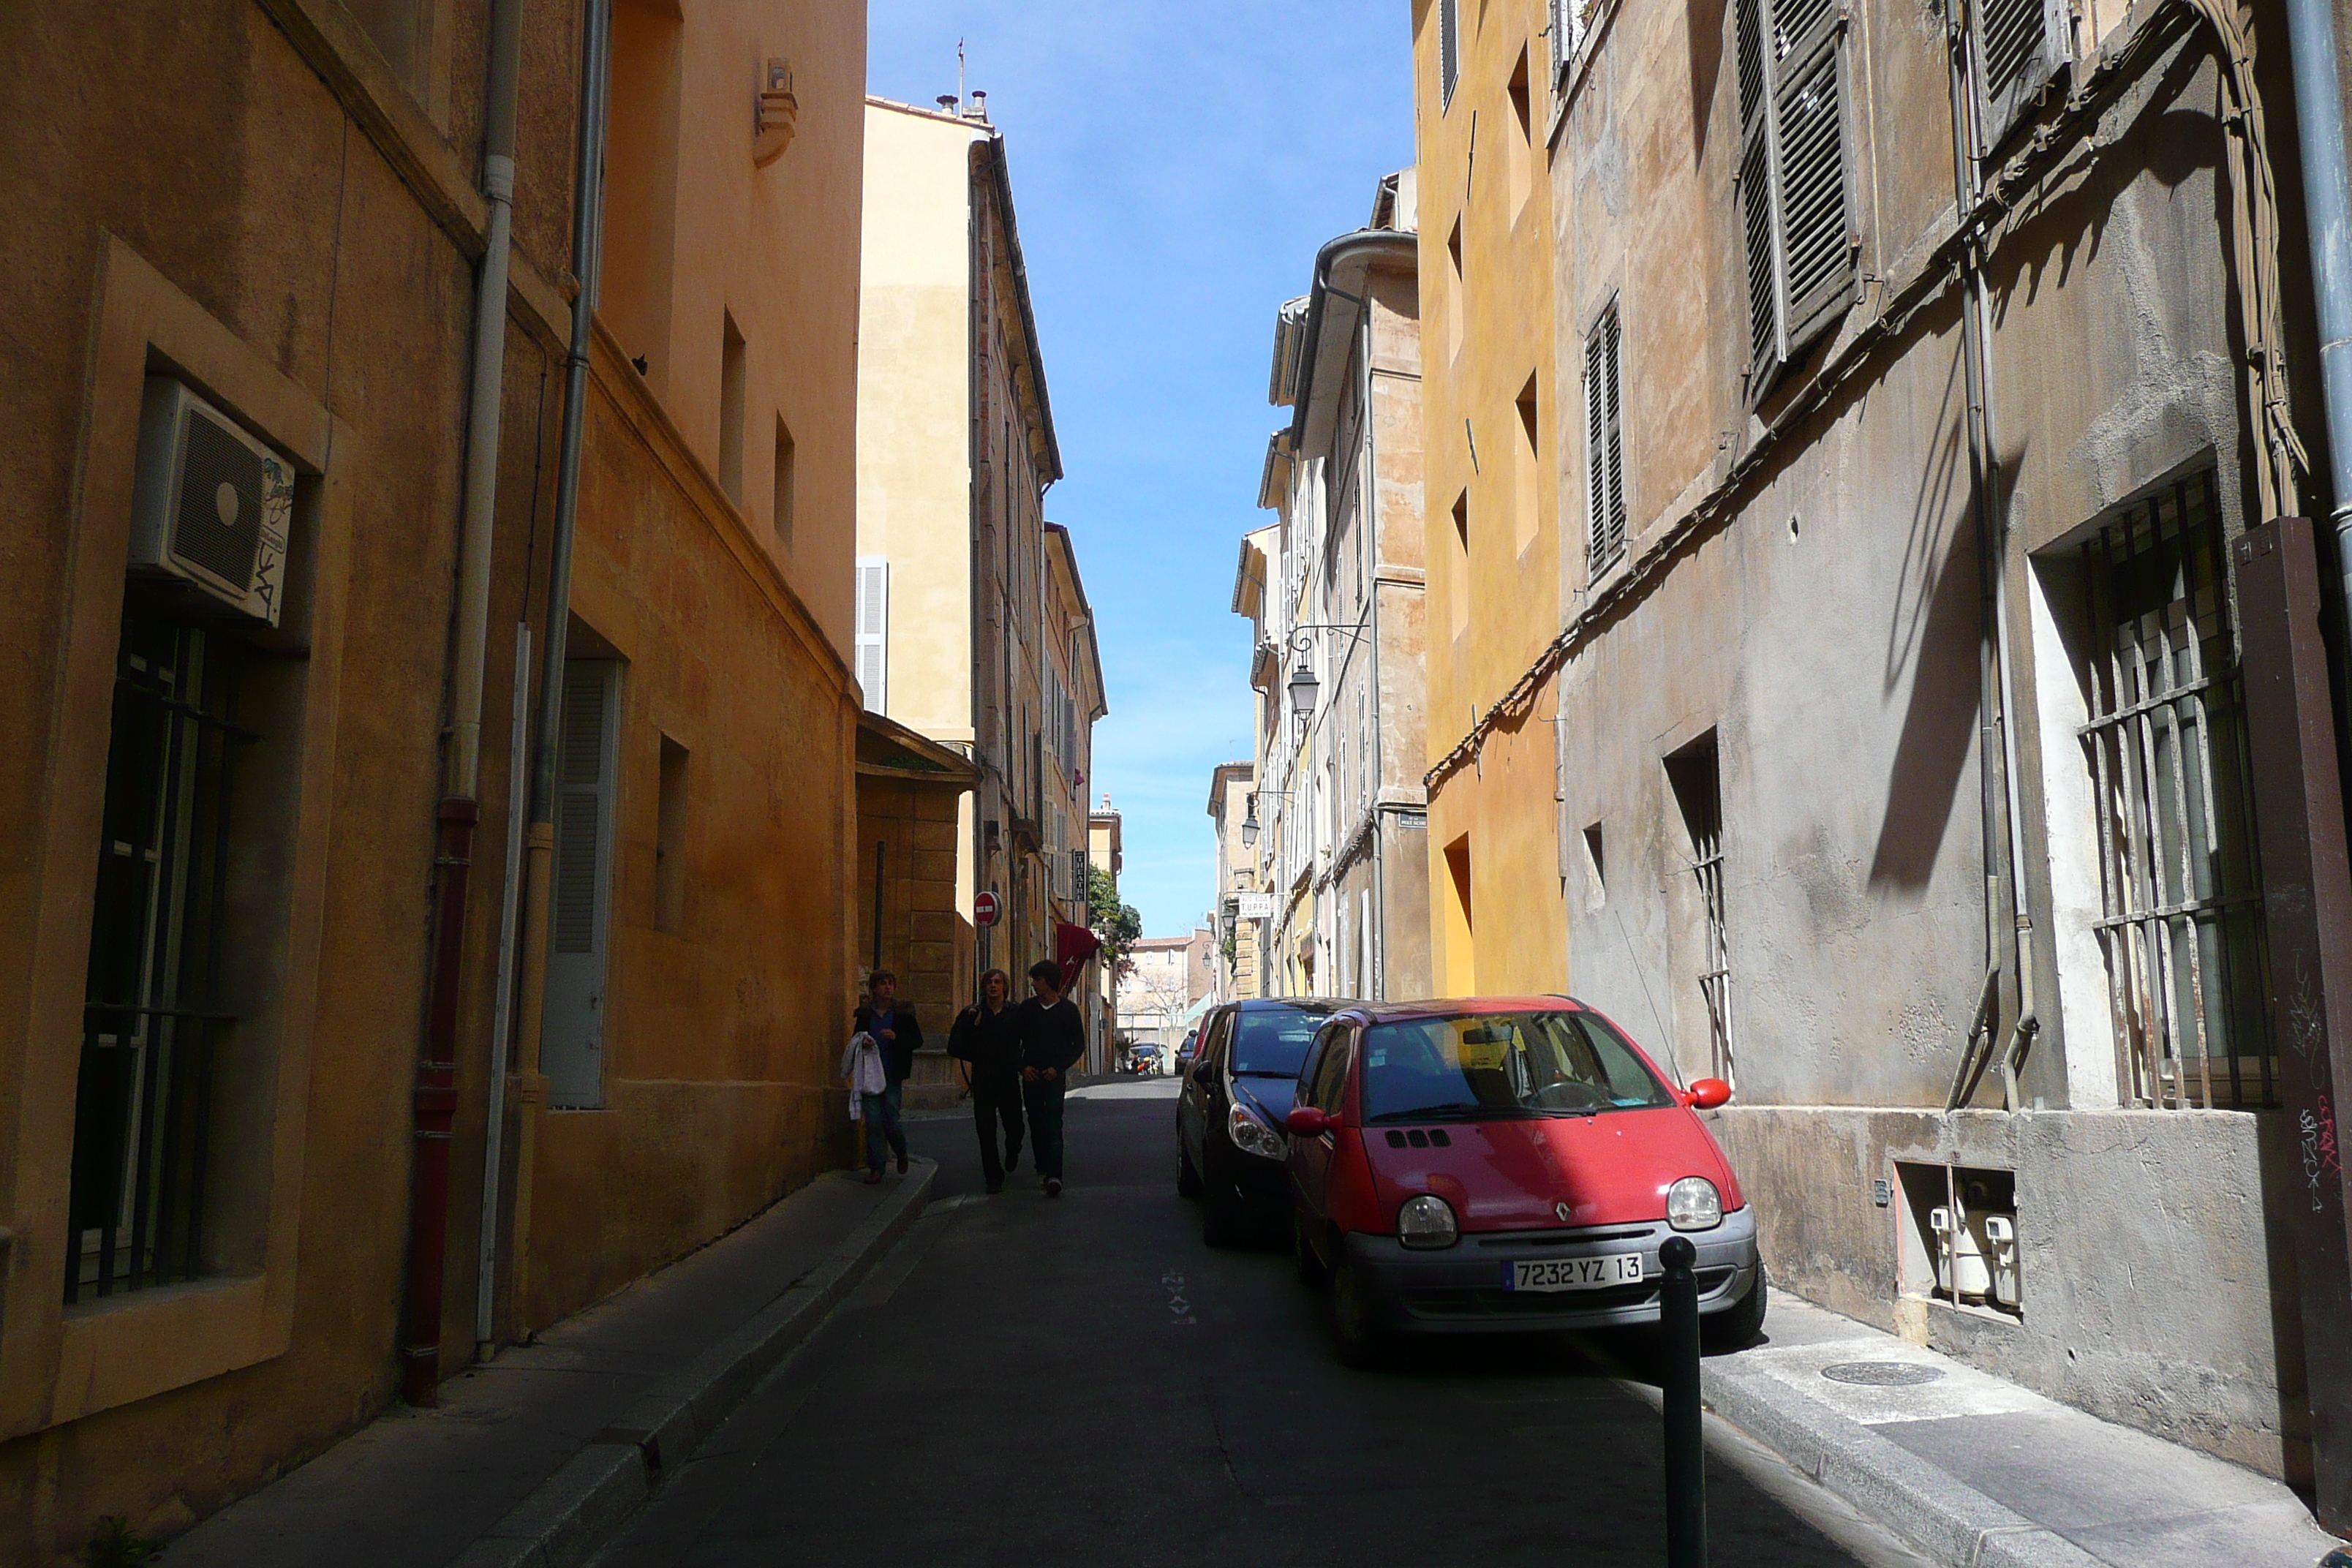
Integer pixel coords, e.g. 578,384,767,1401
967,89,990,121
935,94,959,113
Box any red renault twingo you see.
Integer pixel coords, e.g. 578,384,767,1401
1284,998,1764,1364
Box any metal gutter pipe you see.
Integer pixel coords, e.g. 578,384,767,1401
401,0,527,1408
486,0,611,1361
2280,0,2352,646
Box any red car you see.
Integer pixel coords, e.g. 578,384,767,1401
1284,997,1763,1363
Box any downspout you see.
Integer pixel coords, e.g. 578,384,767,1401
1943,1,2039,1114
1363,291,1387,1002
505,0,613,1338
2279,0,2352,677
401,0,527,1407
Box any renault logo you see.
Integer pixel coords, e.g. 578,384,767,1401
1554,1201,1575,1223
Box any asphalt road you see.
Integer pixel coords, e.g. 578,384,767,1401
592,1078,1927,1568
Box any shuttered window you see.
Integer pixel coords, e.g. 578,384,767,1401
1734,0,1855,379
854,556,889,712
546,659,618,1110
1972,0,2065,154
1550,0,1586,80
1440,0,1461,110
1585,301,1626,577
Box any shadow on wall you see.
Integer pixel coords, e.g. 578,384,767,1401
1867,356,1993,894
1686,0,1727,164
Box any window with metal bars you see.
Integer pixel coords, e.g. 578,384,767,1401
2077,472,2274,1109
67,607,254,1303
1733,0,1855,381
1667,736,1733,1086
1585,301,1626,577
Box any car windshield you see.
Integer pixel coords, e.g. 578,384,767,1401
1230,1009,1333,1077
1360,1011,1676,1120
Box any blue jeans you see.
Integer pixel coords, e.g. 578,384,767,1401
861,1090,906,1172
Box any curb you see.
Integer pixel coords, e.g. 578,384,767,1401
448,1163,938,1568
1700,1362,2106,1568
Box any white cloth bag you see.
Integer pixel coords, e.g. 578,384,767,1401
840,1030,886,1119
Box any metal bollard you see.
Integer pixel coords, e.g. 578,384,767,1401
1659,1234,1707,1568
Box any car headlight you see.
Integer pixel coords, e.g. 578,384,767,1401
1397,1194,1460,1249
1667,1177,1723,1232
1228,1101,1286,1161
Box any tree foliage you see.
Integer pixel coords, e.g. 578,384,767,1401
1088,864,1142,976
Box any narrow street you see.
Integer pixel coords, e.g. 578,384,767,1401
592,1081,1922,1568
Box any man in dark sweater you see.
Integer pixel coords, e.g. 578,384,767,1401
1014,959,1088,1196
852,971,923,1174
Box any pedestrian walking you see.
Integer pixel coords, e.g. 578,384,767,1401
839,1026,905,1183
853,970,923,1171
1014,959,1088,1196
948,968,1024,1194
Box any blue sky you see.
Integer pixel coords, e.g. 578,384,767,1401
869,3,1416,938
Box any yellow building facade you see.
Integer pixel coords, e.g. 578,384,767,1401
1411,0,1568,996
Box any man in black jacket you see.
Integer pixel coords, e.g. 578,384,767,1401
852,971,922,1174
1014,960,1088,1196
947,968,1022,1193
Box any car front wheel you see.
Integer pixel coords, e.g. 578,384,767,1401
1700,1266,1768,1352
1327,1253,1390,1369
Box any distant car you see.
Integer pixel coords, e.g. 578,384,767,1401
1172,1027,1199,1076
1284,998,1763,1365
1177,998,1345,1245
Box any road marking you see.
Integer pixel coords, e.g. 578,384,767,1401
1163,1268,1196,1325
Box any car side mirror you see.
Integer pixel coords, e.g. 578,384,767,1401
1685,1078,1733,1110
1285,1106,1331,1137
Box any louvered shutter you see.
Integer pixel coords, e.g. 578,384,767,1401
1734,0,1855,374
1586,304,1626,576
1440,0,1461,109
1972,0,2066,154
854,556,889,712
1773,0,1855,351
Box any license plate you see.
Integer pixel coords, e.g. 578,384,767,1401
1504,1254,1646,1292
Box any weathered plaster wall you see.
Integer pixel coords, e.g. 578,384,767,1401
522,331,860,1327
1714,1106,2304,1477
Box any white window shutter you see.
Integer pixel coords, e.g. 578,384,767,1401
855,556,889,712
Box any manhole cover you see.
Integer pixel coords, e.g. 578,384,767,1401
1820,1361,1946,1387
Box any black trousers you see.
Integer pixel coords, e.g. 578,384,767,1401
1022,1077,1067,1180
971,1071,1024,1186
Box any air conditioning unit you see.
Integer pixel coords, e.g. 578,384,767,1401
129,377,295,625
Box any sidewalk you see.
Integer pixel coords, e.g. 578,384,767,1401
165,1162,935,1568
1705,1291,2345,1568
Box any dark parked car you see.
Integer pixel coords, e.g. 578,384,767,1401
1177,998,1344,1245
1285,998,1761,1365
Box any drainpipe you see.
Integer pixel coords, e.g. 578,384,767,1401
2280,0,2352,671
501,0,613,1348
1943,0,2040,1115
399,0,527,1408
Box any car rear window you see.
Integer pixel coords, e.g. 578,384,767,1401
1231,1009,1332,1077
1360,1011,1674,1121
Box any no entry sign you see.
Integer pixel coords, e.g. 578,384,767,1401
974,891,1000,927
